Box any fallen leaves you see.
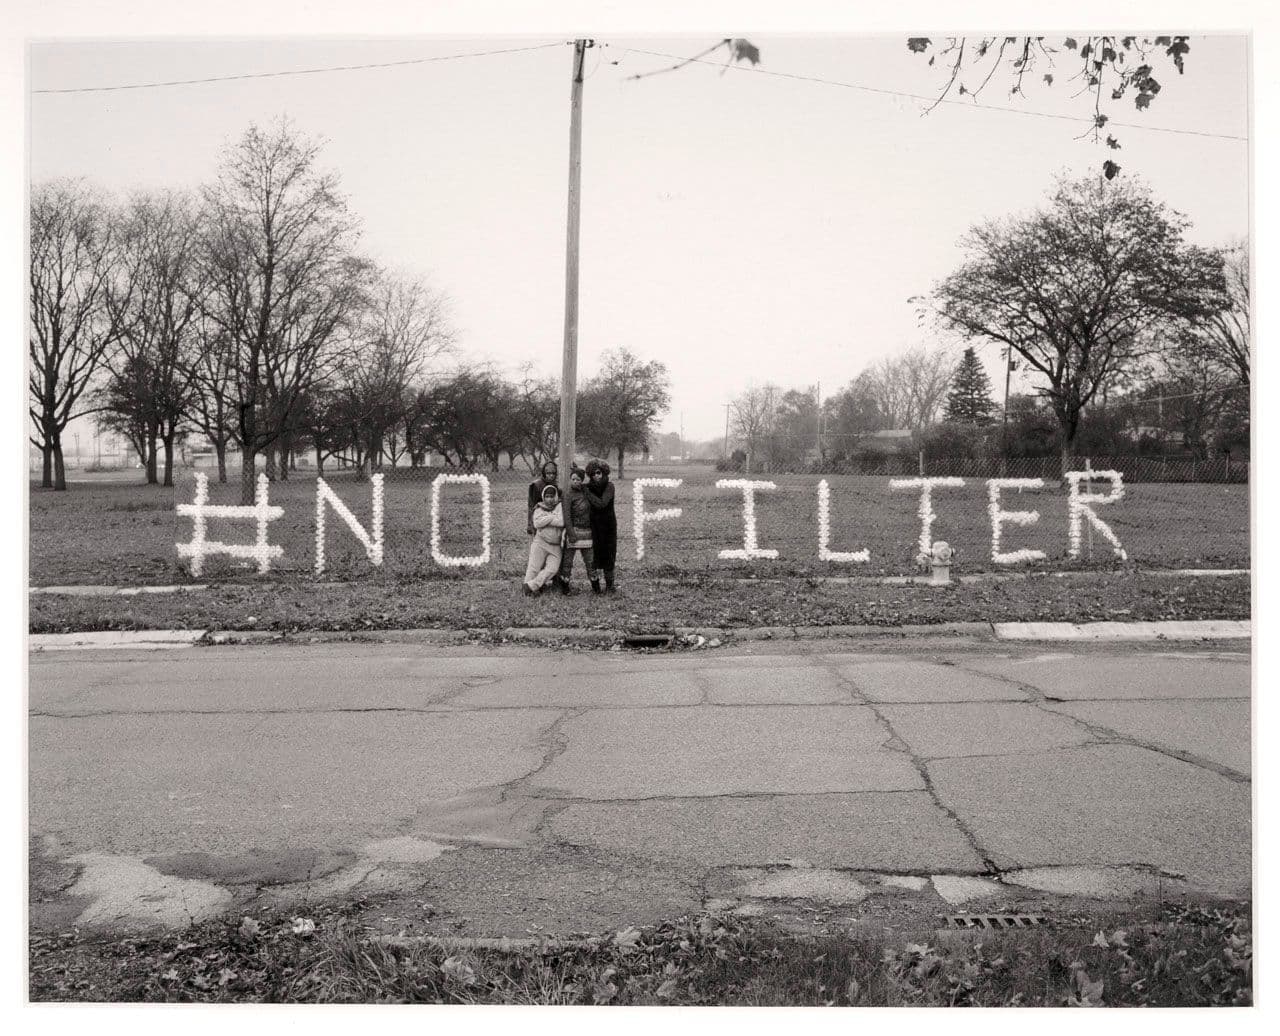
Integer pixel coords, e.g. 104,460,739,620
1066,965,1105,1006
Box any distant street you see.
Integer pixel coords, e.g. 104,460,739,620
29,639,1251,936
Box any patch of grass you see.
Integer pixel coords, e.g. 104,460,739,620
29,903,1251,1005
30,467,1250,587
27,572,1250,634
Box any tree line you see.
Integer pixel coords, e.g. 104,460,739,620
30,119,672,500
725,174,1248,473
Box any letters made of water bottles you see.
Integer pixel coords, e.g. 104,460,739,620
175,470,1127,576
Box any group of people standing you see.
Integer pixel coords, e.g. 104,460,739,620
524,459,618,596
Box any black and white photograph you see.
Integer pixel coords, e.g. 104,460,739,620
13,0,1270,1017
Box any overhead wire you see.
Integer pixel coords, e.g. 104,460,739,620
32,37,1248,145
31,40,571,95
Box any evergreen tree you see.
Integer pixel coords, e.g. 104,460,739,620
943,347,998,425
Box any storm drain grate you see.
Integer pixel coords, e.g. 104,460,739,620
944,914,1050,929
621,633,674,649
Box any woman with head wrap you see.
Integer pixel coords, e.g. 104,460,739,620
583,458,618,593
527,459,559,536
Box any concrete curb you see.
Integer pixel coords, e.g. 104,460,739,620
28,629,207,652
992,619,1251,641
27,619,1251,652
499,627,619,645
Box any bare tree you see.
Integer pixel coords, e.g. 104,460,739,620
29,180,130,490
866,357,912,429
508,366,560,474
336,272,453,477
185,310,240,483
200,119,369,502
1197,240,1249,387
729,384,781,474
100,190,203,487
859,348,954,430
898,347,956,429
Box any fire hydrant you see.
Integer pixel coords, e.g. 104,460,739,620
926,540,954,585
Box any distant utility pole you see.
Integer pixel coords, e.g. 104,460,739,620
723,403,731,459
1002,345,1014,457
558,39,591,503
815,381,822,459
679,412,685,461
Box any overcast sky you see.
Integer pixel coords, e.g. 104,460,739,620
29,34,1249,443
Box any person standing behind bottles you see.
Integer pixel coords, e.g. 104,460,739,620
584,458,618,593
556,466,597,593
527,459,558,535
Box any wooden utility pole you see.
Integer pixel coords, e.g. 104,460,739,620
558,39,590,531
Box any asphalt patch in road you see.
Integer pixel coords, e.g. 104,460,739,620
144,847,357,887
357,843,705,941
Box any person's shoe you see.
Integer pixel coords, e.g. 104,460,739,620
605,572,617,594
522,582,536,596
557,577,572,595
590,578,602,594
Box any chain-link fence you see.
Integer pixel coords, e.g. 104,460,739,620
28,460,1250,587
758,453,1249,483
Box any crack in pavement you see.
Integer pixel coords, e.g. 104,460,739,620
946,660,1250,783
527,788,930,806
938,661,1044,703
500,708,584,806
821,661,998,874
1030,702,1250,784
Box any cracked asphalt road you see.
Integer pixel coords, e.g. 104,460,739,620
28,639,1251,936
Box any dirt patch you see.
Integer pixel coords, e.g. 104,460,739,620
144,848,356,887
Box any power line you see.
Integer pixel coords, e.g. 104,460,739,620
31,41,570,95
1106,381,1250,408
614,45,1248,143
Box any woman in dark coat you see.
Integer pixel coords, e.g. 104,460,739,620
583,458,618,592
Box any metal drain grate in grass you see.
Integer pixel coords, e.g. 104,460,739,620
944,914,1050,929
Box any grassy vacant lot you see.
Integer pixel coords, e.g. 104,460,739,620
30,465,1250,587
30,901,1251,1005
28,571,1249,634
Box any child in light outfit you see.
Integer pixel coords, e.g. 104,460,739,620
524,485,565,595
